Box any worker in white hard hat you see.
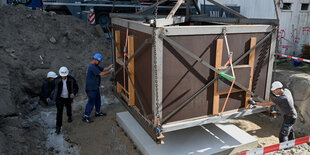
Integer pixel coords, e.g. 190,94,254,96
248,81,297,143
51,66,79,134
82,53,113,123
40,71,57,106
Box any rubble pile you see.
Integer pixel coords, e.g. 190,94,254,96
0,5,110,153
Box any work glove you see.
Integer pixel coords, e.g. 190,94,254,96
248,98,256,105
109,67,114,72
108,64,113,69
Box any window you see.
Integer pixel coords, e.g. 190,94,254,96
301,3,309,10
282,3,292,10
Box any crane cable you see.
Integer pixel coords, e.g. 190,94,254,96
221,29,236,113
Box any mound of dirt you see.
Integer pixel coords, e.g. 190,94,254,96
273,69,310,136
0,5,111,154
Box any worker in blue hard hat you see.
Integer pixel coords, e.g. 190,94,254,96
82,53,113,123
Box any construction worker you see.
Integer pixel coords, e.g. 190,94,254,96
249,81,297,142
52,66,79,134
82,53,112,123
40,71,57,106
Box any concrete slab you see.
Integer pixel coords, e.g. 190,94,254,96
116,111,258,155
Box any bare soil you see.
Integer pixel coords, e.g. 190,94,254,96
63,101,140,155
1,5,310,155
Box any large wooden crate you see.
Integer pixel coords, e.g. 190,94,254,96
111,17,277,142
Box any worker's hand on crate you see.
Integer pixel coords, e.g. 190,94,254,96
109,67,114,72
107,64,113,70
248,98,256,105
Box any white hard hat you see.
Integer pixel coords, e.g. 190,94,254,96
47,71,57,78
271,81,283,91
59,66,69,76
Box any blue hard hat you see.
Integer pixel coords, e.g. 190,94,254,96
93,53,103,62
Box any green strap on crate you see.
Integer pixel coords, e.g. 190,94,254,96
219,72,234,81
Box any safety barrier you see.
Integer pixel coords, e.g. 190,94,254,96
88,8,95,25
275,53,310,63
236,136,310,155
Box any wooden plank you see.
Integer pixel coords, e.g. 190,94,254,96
213,39,223,115
218,89,244,95
166,0,184,19
245,37,257,108
115,30,121,58
120,92,129,103
115,30,122,93
116,58,124,66
117,82,122,93
128,35,135,106
219,64,251,70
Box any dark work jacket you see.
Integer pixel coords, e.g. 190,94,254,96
51,75,79,102
40,80,55,104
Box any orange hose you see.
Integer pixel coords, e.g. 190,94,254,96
221,57,234,113
123,53,128,95
123,29,129,95
221,30,235,113
221,78,235,113
224,57,232,67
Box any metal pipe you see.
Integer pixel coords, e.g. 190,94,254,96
273,0,279,21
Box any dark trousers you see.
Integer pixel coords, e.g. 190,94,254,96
56,97,72,127
279,115,296,142
84,89,101,117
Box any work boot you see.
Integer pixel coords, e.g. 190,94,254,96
82,116,93,123
68,116,73,123
95,112,106,117
55,126,61,134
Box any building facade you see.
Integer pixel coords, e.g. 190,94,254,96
199,0,310,56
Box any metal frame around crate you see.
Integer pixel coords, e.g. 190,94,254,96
160,30,275,124
152,28,164,127
110,13,279,27
111,17,277,135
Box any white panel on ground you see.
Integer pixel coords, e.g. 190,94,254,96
116,112,258,155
